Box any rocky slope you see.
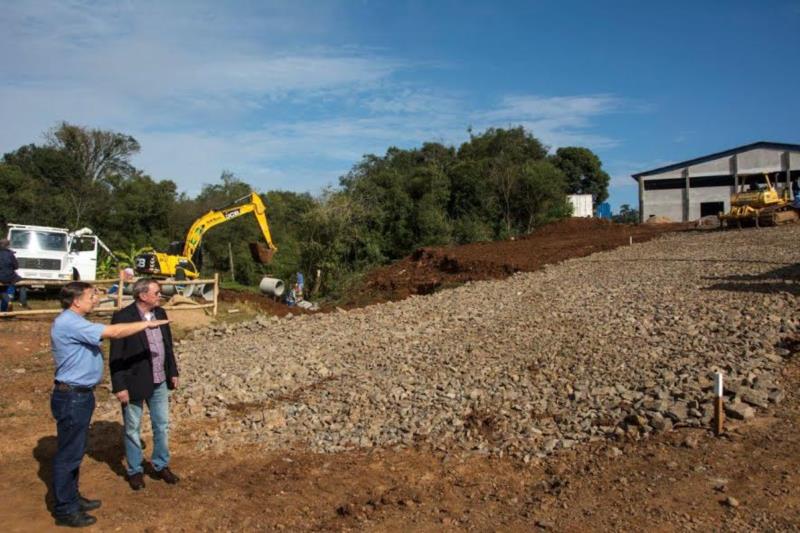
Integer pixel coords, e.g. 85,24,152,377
99,226,800,460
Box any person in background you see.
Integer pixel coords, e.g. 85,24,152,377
107,267,134,296
0,238,27,311
110,278,180,491
50,282,168,528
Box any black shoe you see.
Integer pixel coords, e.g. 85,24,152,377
155,466,180,484
55,511,97,528
127,472,145,491
78,495,101,511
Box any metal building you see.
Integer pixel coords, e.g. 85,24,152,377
632,141,800,223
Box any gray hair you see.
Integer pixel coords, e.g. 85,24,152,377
132,278,159,301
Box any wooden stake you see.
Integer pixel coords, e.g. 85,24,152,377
228,242,236,282
713,372,724,436
117,269,124,310
313,268,322,296
213,272,219,316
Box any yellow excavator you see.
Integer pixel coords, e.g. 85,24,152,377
718,172,799,228
134,192,277,280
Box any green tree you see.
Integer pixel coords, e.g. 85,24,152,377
46,122,140,183
103,172,179,250
458,126,548,164
264,189,316,283
613,204,639,224
0,163,45,230
457,127,550,237
2,144,85,227
513,160,571,232
550,146,611,203
43,122,141,226
447,159,498,243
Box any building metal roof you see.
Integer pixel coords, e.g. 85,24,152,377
631,141,800,180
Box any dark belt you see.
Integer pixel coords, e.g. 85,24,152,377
53,381,95,393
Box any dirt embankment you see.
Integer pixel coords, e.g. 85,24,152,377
359,218,686,303
217,218,687,311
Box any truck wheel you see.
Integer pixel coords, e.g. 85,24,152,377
72,268,80,280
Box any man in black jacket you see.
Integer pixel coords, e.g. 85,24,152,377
110,278,180,490
0,238,27,311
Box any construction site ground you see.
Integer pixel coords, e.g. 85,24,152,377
2,219,799,532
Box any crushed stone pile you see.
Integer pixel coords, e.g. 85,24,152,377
99,226,800,461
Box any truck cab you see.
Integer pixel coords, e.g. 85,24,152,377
7,224,102,281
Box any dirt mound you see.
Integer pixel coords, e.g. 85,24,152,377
358,218,685,302
644,215,674,224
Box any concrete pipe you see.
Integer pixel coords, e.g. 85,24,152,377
259,277,285,298
160,283,177,297
199,283,215,302
160,281,193,298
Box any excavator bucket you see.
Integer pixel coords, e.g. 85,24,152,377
249,242,275,264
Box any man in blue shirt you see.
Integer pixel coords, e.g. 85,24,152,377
50,281,168,528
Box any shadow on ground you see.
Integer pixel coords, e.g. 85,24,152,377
704,263,800,295
33,421,125,514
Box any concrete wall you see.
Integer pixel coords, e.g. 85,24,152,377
642,188,684,221
651,156,734,179
738,148,791,173
688,186,732,220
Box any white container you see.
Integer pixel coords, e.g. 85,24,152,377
567,194,593,217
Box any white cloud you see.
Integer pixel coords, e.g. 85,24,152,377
482,94,622,122
1,1,400,115
1,3,639,198
473,94,625,150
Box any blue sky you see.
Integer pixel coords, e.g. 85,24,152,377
2,0,799,211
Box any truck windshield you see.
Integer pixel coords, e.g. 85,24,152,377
9,230,68,251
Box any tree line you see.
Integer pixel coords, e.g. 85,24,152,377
0,122,610,298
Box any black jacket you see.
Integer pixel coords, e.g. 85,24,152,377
109,303,179,401
0,249,21,284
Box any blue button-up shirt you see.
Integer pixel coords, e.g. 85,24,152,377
51,310,106,387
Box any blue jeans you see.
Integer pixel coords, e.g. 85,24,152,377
1,285,27,312
122,381,170,475
51,389,95,516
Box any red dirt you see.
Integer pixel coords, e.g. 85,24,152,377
359,218,687,302
217,288,308,316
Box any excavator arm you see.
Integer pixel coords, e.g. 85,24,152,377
182,192,278,261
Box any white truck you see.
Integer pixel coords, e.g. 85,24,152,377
6,224,113,282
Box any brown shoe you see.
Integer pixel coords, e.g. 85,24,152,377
156,466,179,484
127,472,145,491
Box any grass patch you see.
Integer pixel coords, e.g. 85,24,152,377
219,280,263,294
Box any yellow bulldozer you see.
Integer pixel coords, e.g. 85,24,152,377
718,172,799,228
134,192,277,280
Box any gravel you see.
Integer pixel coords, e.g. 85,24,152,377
100,225,800,458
